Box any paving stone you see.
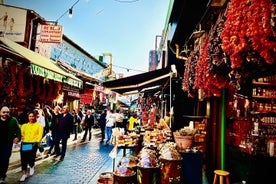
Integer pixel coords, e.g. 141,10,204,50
5,132,114,184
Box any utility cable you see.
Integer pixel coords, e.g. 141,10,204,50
113,0,139,3
112,64,146,73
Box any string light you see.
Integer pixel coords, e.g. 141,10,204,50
68,8,73,18
56,0,80,23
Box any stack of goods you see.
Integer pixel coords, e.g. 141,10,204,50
137,147,159,168
119,156,138,171
159,142,182,184
173,127,197,152
116,133,138,146
193,120,207,153
97,172,113,184
113,165,136,184
143,129,169,146
137,147,160,184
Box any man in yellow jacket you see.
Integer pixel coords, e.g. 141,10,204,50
127,113,139,132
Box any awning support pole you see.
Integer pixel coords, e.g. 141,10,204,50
169,72,172,128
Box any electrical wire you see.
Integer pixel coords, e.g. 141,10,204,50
112,64,146,73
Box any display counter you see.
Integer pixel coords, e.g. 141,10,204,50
226,146,276,184
180,152,203,184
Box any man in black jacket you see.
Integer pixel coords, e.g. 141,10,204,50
0,106,21,183
53,105,73,161
81,109,95,142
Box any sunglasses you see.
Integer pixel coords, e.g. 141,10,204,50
2,111,10,114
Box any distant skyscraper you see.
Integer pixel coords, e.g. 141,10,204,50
148,50,158,71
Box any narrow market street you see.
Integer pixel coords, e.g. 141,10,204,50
6,130,115,184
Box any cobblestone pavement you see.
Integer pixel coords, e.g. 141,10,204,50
5,132,115,184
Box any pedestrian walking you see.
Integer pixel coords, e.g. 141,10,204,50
0,106,21,184
115,109,124,128
72,109,81,141
81,109,95,142
99,109,107,142
48,105,62,156
76,108,83,120
53,105,73,161
105,110,116,144
19,110,44,182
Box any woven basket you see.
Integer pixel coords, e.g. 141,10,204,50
173,132,193,150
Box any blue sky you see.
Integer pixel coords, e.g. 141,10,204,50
4,0,170,77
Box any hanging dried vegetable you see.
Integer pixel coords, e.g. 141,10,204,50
221,0,276,68
182,50,198,98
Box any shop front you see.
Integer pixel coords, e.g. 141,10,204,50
0,36,82,113
163,0,276,183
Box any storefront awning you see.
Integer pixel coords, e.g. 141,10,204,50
102,67,171,95
0,37,83,88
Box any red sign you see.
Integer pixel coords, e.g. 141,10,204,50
40,25,63,43
80,89,93,104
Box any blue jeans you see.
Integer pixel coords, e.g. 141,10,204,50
105,126,113,142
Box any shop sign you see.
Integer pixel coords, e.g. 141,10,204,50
80,89,93,104
94,84,105,92
31,64,64,82
68,91,80,98
0,5,27,42
40,25,63,43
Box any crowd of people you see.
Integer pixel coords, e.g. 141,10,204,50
0,104,75,183
0,103,170,183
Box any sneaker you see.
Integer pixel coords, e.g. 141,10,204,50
20,174,27,182
29,167,34,176
59,156,64,161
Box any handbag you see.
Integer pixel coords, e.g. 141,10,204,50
22,143,33,151
81,117,86,129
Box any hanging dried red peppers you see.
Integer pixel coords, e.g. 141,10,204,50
18,67,33,97
220,0,275,68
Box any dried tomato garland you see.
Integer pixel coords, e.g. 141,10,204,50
194,35,210,91
182,50,198,98
5,64,17,95
221,0,275,68
0,67,4,88
34,76,42,96
18,67,33,97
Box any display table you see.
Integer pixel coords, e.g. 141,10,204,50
117,144,137,156
180,152,203,184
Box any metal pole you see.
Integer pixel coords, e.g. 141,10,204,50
169,72,172,128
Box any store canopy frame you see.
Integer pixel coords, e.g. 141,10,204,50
102,66,172,95
0,37,82,88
